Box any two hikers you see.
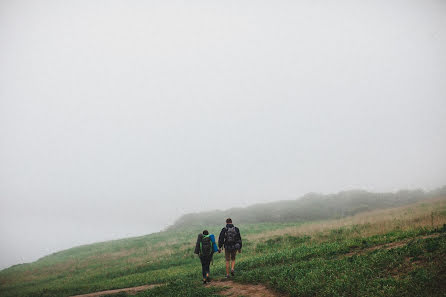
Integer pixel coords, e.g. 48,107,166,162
194,230,218,284
194,218,242,283
218,218,242,278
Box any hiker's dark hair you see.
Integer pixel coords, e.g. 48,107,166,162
226,218,232,224
203,230,209,235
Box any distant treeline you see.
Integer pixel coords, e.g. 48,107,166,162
168,186,446,229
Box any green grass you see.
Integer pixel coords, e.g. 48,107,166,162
1,199,446,297
236,231,446,297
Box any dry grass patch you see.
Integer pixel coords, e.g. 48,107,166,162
246,197,446,243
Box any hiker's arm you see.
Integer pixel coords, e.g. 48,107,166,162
218,228,225,249
194,234,202,255
237,227,242,250
211,235,219,253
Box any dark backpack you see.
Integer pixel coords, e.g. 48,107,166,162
225,226,237,245
200,235,212,256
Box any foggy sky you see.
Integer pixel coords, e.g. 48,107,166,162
1,0,445,269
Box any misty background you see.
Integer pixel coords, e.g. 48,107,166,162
1,0,445,270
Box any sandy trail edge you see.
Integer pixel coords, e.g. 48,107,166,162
69,284,161,297
209,279,284,297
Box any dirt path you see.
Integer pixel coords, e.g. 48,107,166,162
209,279,284,297
69,284,161,297
69,281,282,297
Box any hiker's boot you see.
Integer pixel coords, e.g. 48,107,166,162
203,279,207,284
231,270,235,276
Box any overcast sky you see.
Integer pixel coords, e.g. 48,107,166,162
1,0,445,270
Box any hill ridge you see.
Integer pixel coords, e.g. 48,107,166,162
168,186,446,229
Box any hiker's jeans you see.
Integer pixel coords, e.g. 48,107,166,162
200,255,212,278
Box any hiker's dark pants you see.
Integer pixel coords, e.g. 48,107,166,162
199,255,212,278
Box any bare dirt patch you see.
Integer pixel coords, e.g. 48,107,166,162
69,284,161,297
209,279,285,297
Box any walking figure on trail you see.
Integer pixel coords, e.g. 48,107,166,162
194,230,218,284
218,218,242,278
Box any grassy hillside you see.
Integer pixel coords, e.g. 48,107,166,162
0,195,445,296
169,187,446,229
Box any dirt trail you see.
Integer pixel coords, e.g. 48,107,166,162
209,279,284,297
69,284,161,297
69,280,283,297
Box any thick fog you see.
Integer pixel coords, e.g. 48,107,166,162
1,0,445,269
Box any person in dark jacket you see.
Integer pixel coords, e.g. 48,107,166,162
194,230,218,284
218,218,242,278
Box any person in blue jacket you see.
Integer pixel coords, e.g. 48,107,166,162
194,230,219,284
